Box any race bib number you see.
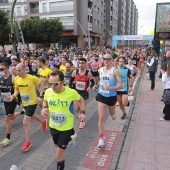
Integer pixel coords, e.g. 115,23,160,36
26,67,30,73
140,58,143,62
117,83,125,92
32,63,36,70
21,94,31,103
100,83,109,94
76,81,85,91
1,92,11,102
44,81,48,88
132,60,136,65
65,78,69,87
51,112,66,126
92,67,98,72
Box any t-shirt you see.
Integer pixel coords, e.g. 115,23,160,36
44,87,80,131
59,65,66,75
14,74,41,106
39,67,52,89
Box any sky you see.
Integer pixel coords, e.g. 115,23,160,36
133,0,170,35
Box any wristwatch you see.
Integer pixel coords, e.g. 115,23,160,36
80,110,85,114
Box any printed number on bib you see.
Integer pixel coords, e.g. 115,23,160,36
132,60,136,65
117,83,125,91
51,112,66,126
92,67,98,72
100,83,109,94
26,67,30,73
76,81,85,91
21,94,31,103
1,92,12,102
65,78,69,87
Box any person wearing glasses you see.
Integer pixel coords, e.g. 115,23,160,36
41,70,86,170
94,54,123,148
69,58,94,129
0,62,25,147
117,57,134,120
6,63,47,152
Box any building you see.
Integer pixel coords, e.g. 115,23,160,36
0,0,138,48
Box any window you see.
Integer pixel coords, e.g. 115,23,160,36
24,7,27,15
17,7,21,16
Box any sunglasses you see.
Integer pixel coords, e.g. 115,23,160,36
49,82,62,86
103,58,112,61
0,68,5,71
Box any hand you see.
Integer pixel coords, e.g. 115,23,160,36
128,86,132,93
160,69,165,74
86,87,91,92
41,108,49,119
79,114,86,121
93,85,98,90
104,84,110,91
5,95,13,102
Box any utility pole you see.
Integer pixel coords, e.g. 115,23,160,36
10,0,17,52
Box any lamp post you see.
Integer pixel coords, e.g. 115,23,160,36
137,26,143,34
8,0,26,52
88,0,96,50
74,17,88,43
10,0,17,52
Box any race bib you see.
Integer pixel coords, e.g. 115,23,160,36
1,92,11,102
100,83,109,94
21,94,31,103
132,60,136,65
92,67,98,72
43,81,48,88
51,112,66,126
65,78,70,87
117,83,125,92
32,63,36,70
76,81,85,91
26,67,30,73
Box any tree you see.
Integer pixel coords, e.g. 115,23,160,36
20,18,64,45
0,10,11,49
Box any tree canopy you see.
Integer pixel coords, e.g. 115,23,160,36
0,10,11,48
20,18,64,44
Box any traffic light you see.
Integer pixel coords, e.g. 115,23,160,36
9,34,14,43
15,27,22,42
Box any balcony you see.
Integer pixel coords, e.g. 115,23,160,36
30,8,39,14
88,22,92,31
50,5,73,12
88,8,93,15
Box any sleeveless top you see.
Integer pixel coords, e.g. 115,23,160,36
75,69,89,91
65,70,73,87
91,61,99,72
98,67,117,97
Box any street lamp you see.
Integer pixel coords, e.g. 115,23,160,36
10,0,17,52
137,26,143,34
88,0,96,50
74,17,88,43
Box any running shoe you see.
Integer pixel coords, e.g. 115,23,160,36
159,117,165,121
97,138,104,148
79,121,85,129
112,114,116,120
121,114,127,120
127,101,130,107
21,141,32,152
148,88,154,92
68,133,77,147
0,138,10,147
42,119,47,131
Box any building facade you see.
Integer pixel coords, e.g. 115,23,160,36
0,0,138,48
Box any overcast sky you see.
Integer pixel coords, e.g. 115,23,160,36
133,0,170,35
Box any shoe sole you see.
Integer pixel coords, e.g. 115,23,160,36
97,145,104,148
42,120,47,131
21,144,32,152
0,143,10,147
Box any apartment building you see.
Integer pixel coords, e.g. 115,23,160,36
0,0,138,47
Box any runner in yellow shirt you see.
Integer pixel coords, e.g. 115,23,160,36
41,70,85,170
7,63,47,152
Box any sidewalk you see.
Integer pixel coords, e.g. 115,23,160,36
118,67,170,170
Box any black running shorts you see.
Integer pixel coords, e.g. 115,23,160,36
4,100,17,116
50,128,74,149
96,93,117,106
78,91,89,100
23,104,37,117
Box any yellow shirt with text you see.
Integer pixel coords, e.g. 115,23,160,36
59,65,66,75
14,74,41,106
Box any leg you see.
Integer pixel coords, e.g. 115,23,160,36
98,102,106,135
117,94,126,114
32,112,42,124
23,115,32,141
108,105,116,117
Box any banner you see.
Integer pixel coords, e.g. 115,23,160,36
124,35,143,40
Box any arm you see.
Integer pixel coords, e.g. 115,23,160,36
41,100,49,119
38,80,44,97
147,58,154,66
69,70,76,88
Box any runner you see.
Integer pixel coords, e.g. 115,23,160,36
117,57,134,120
7,63,47,152
94,54,123,148
41,70,86,170
64,61,73,87
0,62,25,147
69,58,94,129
